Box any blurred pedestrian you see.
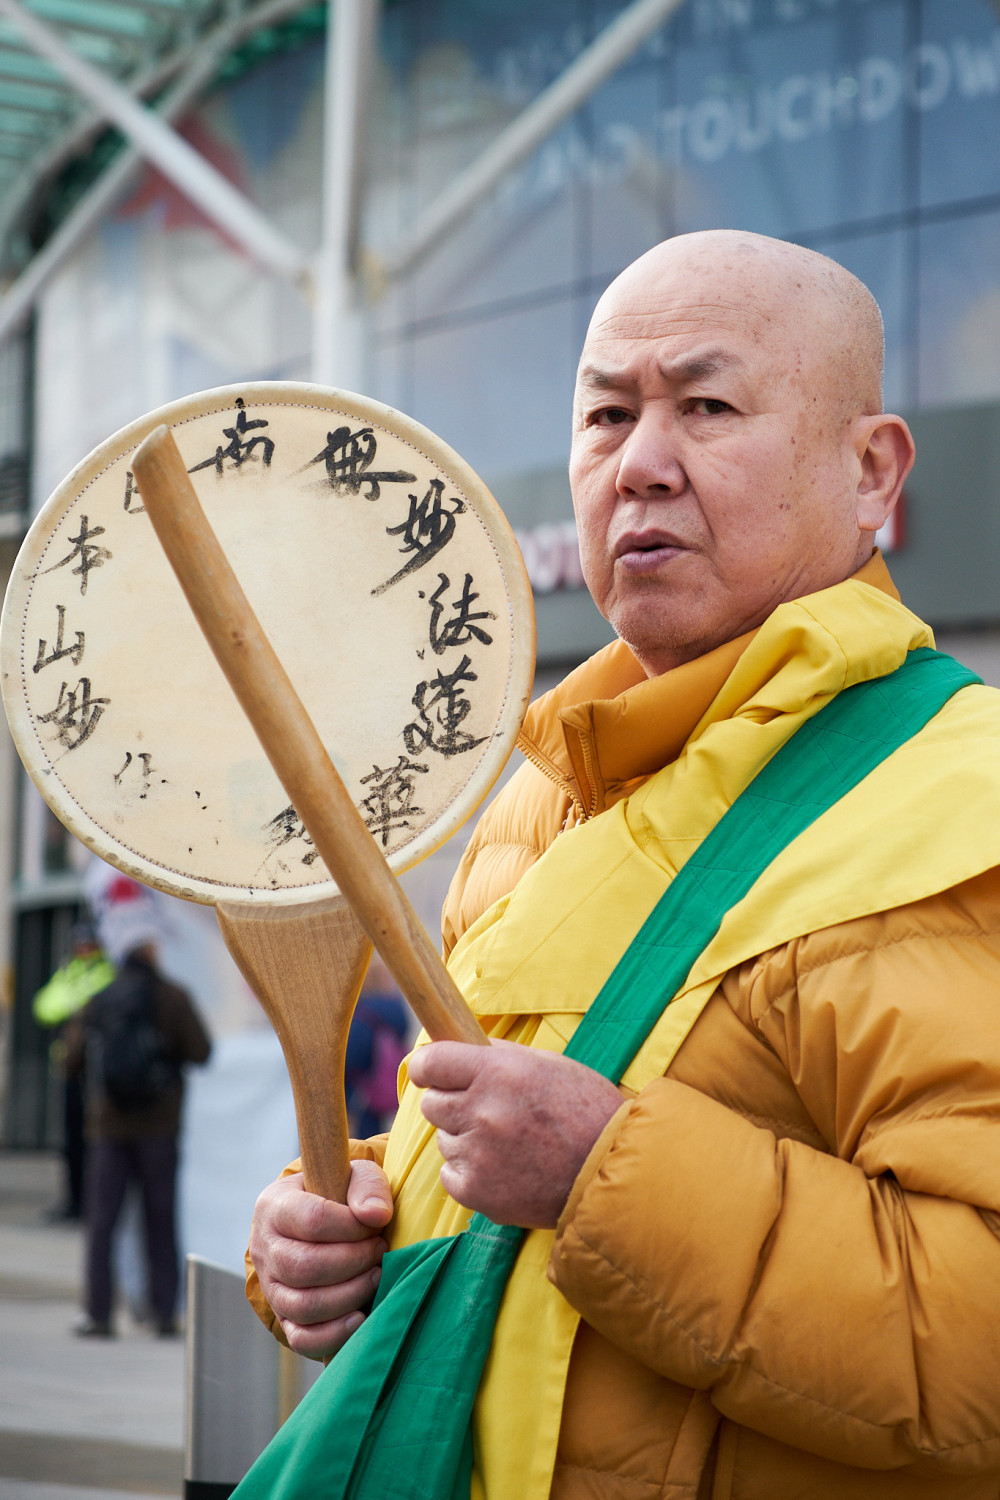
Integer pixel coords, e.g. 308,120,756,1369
344,954,410,1139
32,921,115,1221
65,933,211,1337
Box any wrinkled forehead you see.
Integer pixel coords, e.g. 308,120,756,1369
583,247,808,359
576,286,807,401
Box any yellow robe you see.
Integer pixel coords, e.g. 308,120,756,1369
383,574,1000,1498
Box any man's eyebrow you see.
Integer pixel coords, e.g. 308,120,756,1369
576,364,626,391
659,349,746,383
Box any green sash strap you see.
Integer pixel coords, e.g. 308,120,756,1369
232,647,979,1500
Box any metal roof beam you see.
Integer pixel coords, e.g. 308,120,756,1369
0,49,70,83
0,21,119,61
383,0,686,281
0,0,319,344
19,0,165,39
0,77,72,108
0,0,308,282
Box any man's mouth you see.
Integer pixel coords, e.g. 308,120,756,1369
613,531,688,570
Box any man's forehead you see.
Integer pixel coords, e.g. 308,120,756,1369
576,280,803,386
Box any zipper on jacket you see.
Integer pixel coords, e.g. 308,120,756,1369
515,733,587,825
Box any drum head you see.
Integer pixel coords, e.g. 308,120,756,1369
2,383,535,906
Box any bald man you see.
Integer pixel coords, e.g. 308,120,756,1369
247,233,1000,1498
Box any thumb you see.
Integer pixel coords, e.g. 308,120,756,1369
347,1158,394,1228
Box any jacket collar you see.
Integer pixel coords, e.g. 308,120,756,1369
517,552,902,818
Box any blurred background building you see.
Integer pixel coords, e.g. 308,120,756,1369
0,0,999,1265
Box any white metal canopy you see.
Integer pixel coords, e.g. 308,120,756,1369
0,0,687,377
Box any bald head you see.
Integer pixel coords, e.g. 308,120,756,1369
585,230,885,425
569,230,913,676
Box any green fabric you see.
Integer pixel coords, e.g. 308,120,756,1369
233,647,979,1500
567,646,980,1079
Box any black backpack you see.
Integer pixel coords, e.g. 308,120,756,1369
88,964,177,1113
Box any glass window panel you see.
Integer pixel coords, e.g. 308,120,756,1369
918,209,1000,406
918,0,1000,210
399,294,581,486
583,65,673,280
667,2,910,238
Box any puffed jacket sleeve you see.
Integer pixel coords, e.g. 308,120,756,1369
245,1135,388,1341
548,868,1000,1475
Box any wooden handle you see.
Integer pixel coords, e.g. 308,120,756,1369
131,424,486,1050
217,897,371,1202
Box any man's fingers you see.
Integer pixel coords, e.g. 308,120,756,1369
345,1159,394,1227
260,1177,383,1246
420,1084,474,1133
269,1260,383,1328
407,1040,489,1092
268,1229,387,1291
280,1306,368,1360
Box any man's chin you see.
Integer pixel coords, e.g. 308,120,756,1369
609,603,730,678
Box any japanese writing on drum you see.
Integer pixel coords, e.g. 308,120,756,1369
34,509,113,751
43,516,111,595
256,422,502,859
21,400,512,891
189,398,275,475
36,676,109,750
309,425,416,500
265,805,320,866
123,472,145,514
360,755,429,847
113,751,164,801
308,425,501,849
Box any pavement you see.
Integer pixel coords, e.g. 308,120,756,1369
0,1151,184,1499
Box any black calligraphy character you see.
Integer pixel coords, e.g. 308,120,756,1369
359,755,429,847
113,750,158,799
123,471,145,514
427,572,496,656
189,398,275,475
33,605,85,674
37,678,109,751
264,805,320,865
308,425,416,500
43,516,111,596
373,480,466,596
402,655,486,757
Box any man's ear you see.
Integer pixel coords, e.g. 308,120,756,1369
854,414,916,532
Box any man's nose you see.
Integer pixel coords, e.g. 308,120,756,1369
615,411,685,500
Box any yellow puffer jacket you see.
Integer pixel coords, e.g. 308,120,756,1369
248,555,1000,1498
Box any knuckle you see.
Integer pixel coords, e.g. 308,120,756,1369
280,1238,325,1287
297,1193,334,1241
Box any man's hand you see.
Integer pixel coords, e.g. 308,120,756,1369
407,1039,623,1228
249,1160,393,1359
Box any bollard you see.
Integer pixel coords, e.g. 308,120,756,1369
184,1253,320,1499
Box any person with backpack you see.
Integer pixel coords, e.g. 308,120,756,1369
65,935,211,1338
32,921,115,1221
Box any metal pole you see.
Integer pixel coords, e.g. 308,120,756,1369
0,0,307,284
311,0,378,388
382,0,686,282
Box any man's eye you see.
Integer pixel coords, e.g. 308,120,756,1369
592,407,633,426
691,398,732,416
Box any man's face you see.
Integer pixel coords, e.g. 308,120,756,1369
569,258,871,675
